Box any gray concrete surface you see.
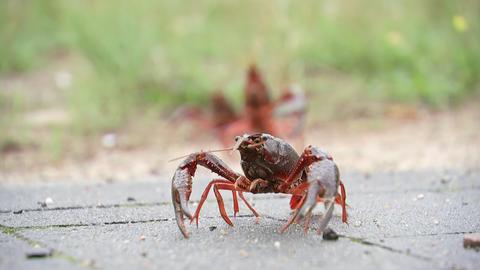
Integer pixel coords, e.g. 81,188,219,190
1,170,479,270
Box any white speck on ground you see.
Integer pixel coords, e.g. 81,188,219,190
45,197,53,204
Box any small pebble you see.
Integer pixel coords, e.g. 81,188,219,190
322,228,339,241
81,259,95,267
25,248,53,258
440,176,451,184
239,249,248,257
127,197,136,202
464,233,480,249
209,226,217,231
141,252,148,257
45,197,54,204
417,194,425,200
220,229,227,236
433,220,439,225
354,220,362,227
274,241,281,249
37,202,47,208
13,210,23,214
139,235,146,241
123,240,130,244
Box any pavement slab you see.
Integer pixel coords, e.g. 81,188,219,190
0,169,479,270
1,169,478,212
0,232,84,270
18,219,433,270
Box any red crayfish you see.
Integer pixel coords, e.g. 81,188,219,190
171,133,348,238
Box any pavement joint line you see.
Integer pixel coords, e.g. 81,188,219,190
382,230,480,239
3,183,479,215
364,185,480,194
4,202,169,215
262,215,434,263
2,214,256,231
3,215,466,266
0,195,286,215
2,183,478,214
4,206,477,239
1,215,432,264
0,224,96,270
340,235,432,262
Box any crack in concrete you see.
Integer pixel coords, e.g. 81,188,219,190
1,195,285,215
262,215,434,263
340,235,432,262
4,214,466,267
384,230,479,239
7,202,169,215
360,185,480,195
2,184,478,215
4,214,256,231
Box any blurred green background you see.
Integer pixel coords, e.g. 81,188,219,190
1,0,479,153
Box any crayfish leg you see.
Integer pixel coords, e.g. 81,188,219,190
213,184,234,226
339,180,348,223
279,195,306,233
289,195,304,210
191,179,229,227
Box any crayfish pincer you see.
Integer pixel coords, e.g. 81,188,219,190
171,133,348,238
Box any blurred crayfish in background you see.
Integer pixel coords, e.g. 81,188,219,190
170,65,307,146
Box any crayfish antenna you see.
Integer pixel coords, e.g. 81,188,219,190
168,148,234,162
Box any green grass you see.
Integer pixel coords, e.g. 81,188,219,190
1,0,479,133
0,92,29,152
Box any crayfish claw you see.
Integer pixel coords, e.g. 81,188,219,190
316,200,335,235
172,188,190,238
172,165,194,238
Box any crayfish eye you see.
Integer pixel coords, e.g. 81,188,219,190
254,137,261,144
234,136,240,142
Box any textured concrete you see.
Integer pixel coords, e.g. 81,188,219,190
0,170,479,270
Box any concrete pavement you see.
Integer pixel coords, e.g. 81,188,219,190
1,170,479,270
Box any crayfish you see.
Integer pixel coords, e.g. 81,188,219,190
170,65,306,146
171,133,348,238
